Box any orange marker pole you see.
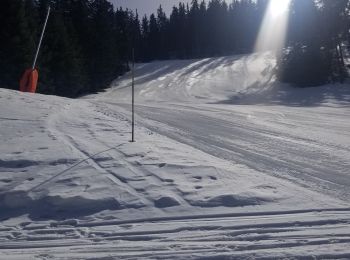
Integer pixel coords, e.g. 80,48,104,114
20,6,50,93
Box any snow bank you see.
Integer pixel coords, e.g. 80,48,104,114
102,52,277,103
98,52,350,107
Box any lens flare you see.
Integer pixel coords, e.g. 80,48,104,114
255,0,292,53
270,0,291,17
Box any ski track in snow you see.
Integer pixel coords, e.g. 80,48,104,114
1,209,350,259
47,102,191,209
1,53,350,259
112,102,350,202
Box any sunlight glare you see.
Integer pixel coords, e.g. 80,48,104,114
270,0,291,17
254,0,292,53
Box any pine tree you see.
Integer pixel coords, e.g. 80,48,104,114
130,11,142,61
141,15,150,61
189,0,200,57
318,0,349,79
37,1,86,97
206,0,229,56
89,0,119,91
288,0,320,46
0,0,37,90
149,13,159,59
278,0,332,86
198,0,207,57
157,5,169,59
178,2,188,58
169,6,180,58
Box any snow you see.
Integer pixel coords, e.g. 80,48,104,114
102,53,278,103
1,53,350,259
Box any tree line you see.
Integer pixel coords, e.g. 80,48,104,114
139,0,267,60
0,0,349,97
279,0,350,86
0,0,139,97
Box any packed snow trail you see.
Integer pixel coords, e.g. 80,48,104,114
1,52,350,259
1,89,349,260
109,102,350,202
94,52,350,203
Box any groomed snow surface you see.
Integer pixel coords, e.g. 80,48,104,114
1,53,350,259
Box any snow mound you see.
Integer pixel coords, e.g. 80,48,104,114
103,53,277,103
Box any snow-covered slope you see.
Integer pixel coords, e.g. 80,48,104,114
101,52,350,107
1,53,350,259
102,53,277,103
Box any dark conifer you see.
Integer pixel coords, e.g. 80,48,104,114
1,0,349,95
0,0,37,89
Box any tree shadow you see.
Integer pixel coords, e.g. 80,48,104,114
216,82,350,107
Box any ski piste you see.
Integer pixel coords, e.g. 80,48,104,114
1,52,350,259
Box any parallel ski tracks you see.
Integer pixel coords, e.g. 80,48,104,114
1,208,350,259
44,102,190,209
5,100,347,258
108,102,350,201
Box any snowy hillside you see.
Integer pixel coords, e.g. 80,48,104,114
1,53,350,259
101,52,350,106
102,53,277,103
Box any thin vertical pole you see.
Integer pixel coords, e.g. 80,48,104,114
131,48,135,142
32,6,51,70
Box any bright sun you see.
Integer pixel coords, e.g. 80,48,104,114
269,0,291,17
254,0,292,52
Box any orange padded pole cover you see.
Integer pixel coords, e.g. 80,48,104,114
20,69,31,92
19,69,38,93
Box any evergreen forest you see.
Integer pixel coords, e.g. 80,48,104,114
0,0,349,97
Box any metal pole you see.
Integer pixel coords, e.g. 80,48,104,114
131,48,135,142
32,6,51,70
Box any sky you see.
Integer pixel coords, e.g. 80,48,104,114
110,0,202,17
